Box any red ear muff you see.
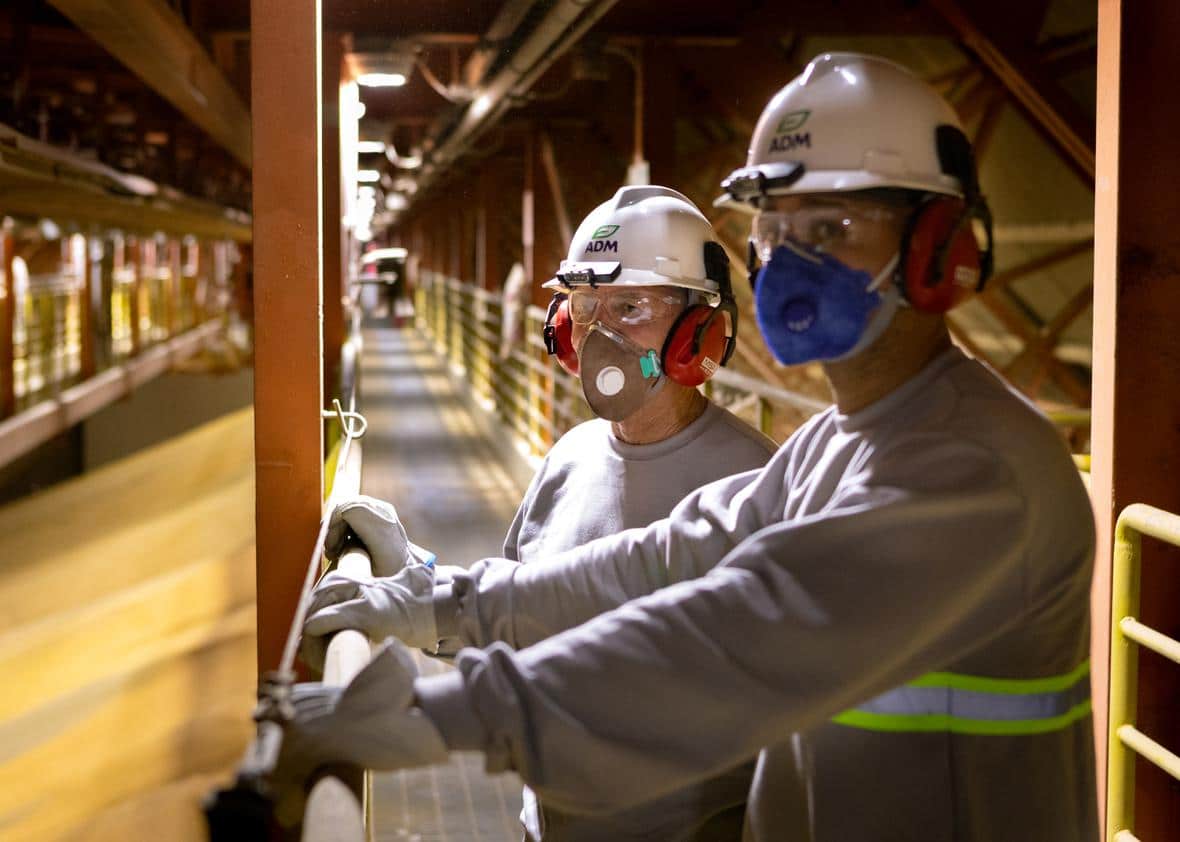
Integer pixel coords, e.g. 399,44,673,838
543,294,579,375
662,305,730,387
899,196,982,314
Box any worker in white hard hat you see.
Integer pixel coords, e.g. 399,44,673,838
279,54,1096,842
298,187,776,840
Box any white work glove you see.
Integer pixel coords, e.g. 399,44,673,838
272,644,448,826
432,563,467,585
300,564,438,672
325,495,435,577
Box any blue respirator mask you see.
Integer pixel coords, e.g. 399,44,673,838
753,240,901,366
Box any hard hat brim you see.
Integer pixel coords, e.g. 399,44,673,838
543,269,720,304
716,168,963,210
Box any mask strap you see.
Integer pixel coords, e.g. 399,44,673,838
867,252,900,294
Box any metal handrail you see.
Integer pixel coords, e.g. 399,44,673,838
1107,503,1180,841
302,321,371,842
413,271,828,452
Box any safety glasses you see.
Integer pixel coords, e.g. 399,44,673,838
751,199,906,263
567,288,686,327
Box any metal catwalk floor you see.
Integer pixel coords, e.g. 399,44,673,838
359,325,526,842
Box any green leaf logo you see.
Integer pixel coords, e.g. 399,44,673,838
776,110,810,133
591,225,620,239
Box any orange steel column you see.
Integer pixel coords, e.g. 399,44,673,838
79,236,96,379
1092,0,1180,834
251,0,324,675
0,227,14,417
322,33,346,399
129,238,143,355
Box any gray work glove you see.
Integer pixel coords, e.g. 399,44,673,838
273,644,448,827
300,564,438,672
325,495,432,577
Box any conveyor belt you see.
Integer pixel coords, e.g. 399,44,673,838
360,326,525,842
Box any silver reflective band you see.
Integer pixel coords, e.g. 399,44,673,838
833,660,1092,736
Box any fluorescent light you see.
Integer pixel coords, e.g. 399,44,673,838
358,72,406,88
357,141,386,154
357,169,381,183
362,247,408,264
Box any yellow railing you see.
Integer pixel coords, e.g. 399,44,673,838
416,272,593,458
413,272,830,453
1107,503,1180,842
413,273,1093,457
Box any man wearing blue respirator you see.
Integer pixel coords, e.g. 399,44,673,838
278,53,1096,842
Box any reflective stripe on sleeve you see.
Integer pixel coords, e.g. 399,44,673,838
832,660,1092,736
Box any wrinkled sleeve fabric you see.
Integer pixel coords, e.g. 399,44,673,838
450,464,770,649
416,437,1032,815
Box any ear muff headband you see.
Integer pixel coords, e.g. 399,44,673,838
897,126,995,314
661,242,739,386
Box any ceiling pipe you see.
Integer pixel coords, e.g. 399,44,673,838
406,0,620,213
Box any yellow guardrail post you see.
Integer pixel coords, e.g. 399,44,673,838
1107,503,1180,841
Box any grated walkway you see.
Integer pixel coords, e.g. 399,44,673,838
358,325,526,842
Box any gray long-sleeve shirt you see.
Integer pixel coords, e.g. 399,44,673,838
418,347,1097,842
502,402,778,840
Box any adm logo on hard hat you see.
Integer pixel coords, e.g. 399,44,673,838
770,109,811,153
587,224,620,253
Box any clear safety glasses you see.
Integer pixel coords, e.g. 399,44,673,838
567,288,686,327
751,200,907,263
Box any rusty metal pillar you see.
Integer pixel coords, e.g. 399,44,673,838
1092,0,1180,834
129,238,143,356
79,236,96,379
0,227,14,418
523,132,536,304
323,33,346,402
167,238,181,336
251,0,324,675
641,39,677,188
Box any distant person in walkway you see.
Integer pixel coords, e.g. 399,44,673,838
300,186,777,841
283,54,1096,842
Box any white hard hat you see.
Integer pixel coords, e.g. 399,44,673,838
545,186,724,302
718,53,968,210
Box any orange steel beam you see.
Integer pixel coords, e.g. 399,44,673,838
251,0,324,676
323,34,346,402
1,229,14,418
986,239,1095,295
928,0,1096,183
538,132,573,248
47,0,252,166
1092,1,1180,834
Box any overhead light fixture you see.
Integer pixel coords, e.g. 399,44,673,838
347,39,417,90
358,72,406,88
357,169,381,183
362,247,408,264
357,140,386,154
385,193,408,212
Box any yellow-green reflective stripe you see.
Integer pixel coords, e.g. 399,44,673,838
832,699,1092,736
906,659,1090,695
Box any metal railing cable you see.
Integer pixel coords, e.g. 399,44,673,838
204,319,370,842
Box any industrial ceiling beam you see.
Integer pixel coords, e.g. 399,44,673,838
45,0,252,167
407,0,621,214
928,0,1095,183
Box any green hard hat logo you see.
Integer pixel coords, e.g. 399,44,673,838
776,110,810,133
591,225,620,239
